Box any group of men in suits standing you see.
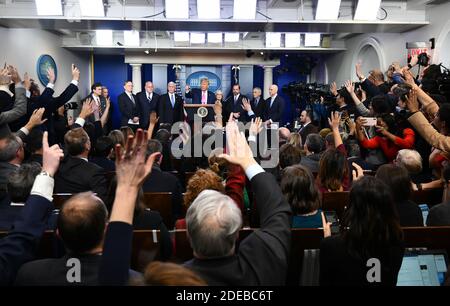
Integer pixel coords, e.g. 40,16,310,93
116,77,286,131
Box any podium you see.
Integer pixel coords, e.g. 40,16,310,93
184,104,215,123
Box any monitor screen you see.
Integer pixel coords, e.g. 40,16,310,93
418,204,429,226
397,250,448,286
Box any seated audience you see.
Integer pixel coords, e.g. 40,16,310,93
320,176,404,286
24,128,44,165
427,164,450,226
54,128,108,202
288,132,303,150
89,136,115,172
281,164,326,229
0,134,24,200
279,143,302,170
300,134,324,173
394,149,430,184
138,262,206,286
376,164,423,226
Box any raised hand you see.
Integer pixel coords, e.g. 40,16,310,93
406,88,419,113
403,68,416,87
241,97,252,112
79,98,94,119
0,67,10,85
25,108,48,130
328,111,341,131
219,114,257,171
352,162,364,182
72,64,80,81
344,80,354,94
9,66,21,84
149,112,159,126
330,81,338,96
47,67,56,84
42,131,64,177
115,129,159,189
249,117,263,136
410,54,419,67
23,72,31,90
213,100,222,116
355,61,364,80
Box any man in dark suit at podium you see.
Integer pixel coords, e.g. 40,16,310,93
223,84,248,122
158,82,184,125
136,81,159,129
118,81,140,130
266,84,285,126
185,78,215,105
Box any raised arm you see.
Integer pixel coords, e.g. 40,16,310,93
328,111,343,148
0,67,27,125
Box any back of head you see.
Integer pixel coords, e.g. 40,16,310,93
319,128,331,139
318,148,348,191
64,127,90,156
143,262,206,286
208,148,227,176
279,127,291,143
26,128,44,154
120,126,134,139
376,164,412,203
281,165,320,215
422,64,442,94
146,139,163,156
108,130,125,147
57,192,108,254
7,163,41,203
186,190,242,258
288,133,302,150
346,141,361,158
305,134,324,154
438,103,450,129
0,134,21,162
279,143,302,169
325,132,335,148
370,95,391,115
155,129,171,144
370,69,385,83
344,176,402,260
184,169,225,208
93,136,114,158
395,149,422,175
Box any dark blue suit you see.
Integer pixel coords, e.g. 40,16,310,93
0,195,53,285
266,95,285,125
185,88,215,105
136,91,159,129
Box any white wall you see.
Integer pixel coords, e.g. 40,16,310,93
0,28,90,101
326,1,450,85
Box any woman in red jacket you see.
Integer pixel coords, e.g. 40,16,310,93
356,113,415,162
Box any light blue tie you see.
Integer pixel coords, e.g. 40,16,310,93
170,94,175,108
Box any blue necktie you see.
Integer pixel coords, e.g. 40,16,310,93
170,94,175,108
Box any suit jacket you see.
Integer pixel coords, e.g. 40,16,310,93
0,195,53,285
223,94,249,122
0,87,27,137
136,91,160,129
142,165,183,226
300,153,322,174
266,95,285,124
251,97,268,121
81,94,107,124
184,172,292,285
0,162,18,201
89,156,115,172
185,88,215,104
299,123,319,142
157,93,184,125
54,156,108,203
118,92,139,127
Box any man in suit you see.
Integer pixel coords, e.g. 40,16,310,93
0,134,24,201
185,78,215,105
81,82,110,129
298,110,318,142
54,128,108,203
158,82,184,126
118,81,139,131
15,192,111,286
223,84,249,122
136,81,159,130
300,133,325,174
142,139,183,227
250,87,267,121
0,130,63,285
265,84,285,126
89,136,115,172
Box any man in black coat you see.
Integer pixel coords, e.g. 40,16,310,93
265,84,285,126
54,128,108,203
298,110,318,142
117,81,139,130
136,81,159,130
81,82,109,127
223,84,249,123
158,82,184,125
250,87,267,121
185,78,215,105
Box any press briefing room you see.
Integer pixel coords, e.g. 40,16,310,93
1,0,450,295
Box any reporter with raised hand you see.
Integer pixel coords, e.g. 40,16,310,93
0,131,63,285
99,129,159,285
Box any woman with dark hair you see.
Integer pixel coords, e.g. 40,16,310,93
356,113,415,162
320,176,404,286
376,164,423,226
281,165,325,229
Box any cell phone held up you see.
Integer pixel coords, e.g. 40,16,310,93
361,117,377,127
324,211,340,235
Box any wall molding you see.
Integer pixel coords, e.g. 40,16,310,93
351,36,386,80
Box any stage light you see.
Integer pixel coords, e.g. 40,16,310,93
266,32,281,48
35,0,63,16
96,30,113,46
165,0,189,19
124,30,140,46
190,33,205,44
79,0,105,17
354,0,382,20
224,32,240,42
315,0,341,20
207,33,223,44
174,32,190,42
285,33,301,48
233,0,257,20
304,33,321,47
197,0,220,19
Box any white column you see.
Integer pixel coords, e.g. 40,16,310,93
130,63,142,94
263,66,274,100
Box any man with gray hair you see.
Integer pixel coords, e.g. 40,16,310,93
185,78,215,105
158,81,184,125
300,133,325,173
0,134,24,201
184,118,292,285
137,81,160,129
395,149,426,183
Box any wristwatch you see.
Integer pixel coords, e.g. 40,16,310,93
40,170,53,178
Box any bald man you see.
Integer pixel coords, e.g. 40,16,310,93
265,85,285,126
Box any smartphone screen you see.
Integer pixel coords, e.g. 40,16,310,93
324,211,340,235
